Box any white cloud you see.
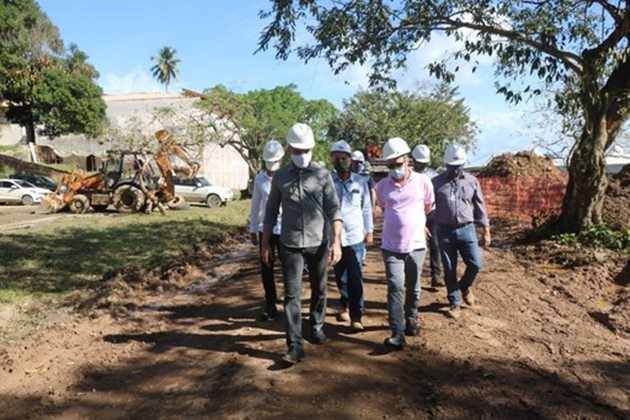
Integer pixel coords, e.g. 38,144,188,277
100,66,162,94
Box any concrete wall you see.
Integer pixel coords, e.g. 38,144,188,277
200,143,248,191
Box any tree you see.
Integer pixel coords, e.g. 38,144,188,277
0,0,106,142
150,46,180,92
258,0,630,233
32,68,106,137
331,84,476,166
195,84,339,182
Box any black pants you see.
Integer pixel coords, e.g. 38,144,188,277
427,211,442,282
280,241,329,351
259,233,280,316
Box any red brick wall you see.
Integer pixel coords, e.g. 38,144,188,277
478,174,568,221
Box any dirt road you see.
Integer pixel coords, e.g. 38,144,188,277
0,229,628,418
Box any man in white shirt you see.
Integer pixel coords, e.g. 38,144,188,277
249,140,285,321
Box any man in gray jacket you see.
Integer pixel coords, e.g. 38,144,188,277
262,122,342,364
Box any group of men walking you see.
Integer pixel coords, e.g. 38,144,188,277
249,123,491,364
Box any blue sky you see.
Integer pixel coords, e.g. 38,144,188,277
38,0,543,166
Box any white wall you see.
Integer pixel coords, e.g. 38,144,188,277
201,143,249,191
0,120,24,146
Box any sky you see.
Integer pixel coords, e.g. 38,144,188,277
37,0,547,166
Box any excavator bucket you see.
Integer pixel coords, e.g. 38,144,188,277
39,192,67,213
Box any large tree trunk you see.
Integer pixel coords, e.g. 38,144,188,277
557,111,609,233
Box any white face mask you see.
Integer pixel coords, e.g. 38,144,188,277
265,160,280,172
291,151,312,169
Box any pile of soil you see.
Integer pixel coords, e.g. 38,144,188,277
603,164,630,230
63,233,254,318
477,151,560,177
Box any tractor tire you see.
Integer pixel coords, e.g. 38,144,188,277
205,194,222,208
113,185,145,213
69,194,90,214
21,195,35,206
166,195,189,210
92,204,109,212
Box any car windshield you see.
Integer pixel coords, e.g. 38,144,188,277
13,179,36,188
196,177,211,187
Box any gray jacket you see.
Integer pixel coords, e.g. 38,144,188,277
264,162,341,248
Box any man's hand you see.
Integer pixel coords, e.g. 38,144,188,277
365,232,374,246
261,244,272,267
250,232,258,245
425,226,432,239
481,227,491,250
329,241,342,266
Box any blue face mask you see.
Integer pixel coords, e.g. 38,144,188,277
389,167,406,180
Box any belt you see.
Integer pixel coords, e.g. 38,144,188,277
439,222,472,229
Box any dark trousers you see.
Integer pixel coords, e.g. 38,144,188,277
259,233,280,316
427,211,442,282
333,242,365,321
280,242,329,351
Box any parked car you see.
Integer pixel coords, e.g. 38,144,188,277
10,174,57,191
0,178,51,205
173,176,233,208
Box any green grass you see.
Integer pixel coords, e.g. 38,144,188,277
0,200,251,304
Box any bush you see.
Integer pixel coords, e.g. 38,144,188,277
553,224,630,251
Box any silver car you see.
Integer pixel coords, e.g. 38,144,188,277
174,176,233,208
0,178,51,205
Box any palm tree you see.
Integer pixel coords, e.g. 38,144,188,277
150,46,180,92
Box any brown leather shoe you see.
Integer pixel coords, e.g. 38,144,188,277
463,289,475,306
446,305,462,319
336,308,350,322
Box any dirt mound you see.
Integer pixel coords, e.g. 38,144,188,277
478,151,560,177
63,233,254,318
603,164,630,230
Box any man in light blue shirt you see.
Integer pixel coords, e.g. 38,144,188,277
330,140,374,331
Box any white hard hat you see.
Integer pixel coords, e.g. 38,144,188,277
263,140,285,162
351,150,365,162
330,140,352,155
444,144,467,165
382,137,411,160
412,144,431,163
286,123,315,149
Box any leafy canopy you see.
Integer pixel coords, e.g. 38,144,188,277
331,83,477,166
0,0,106,138
198,84,339,172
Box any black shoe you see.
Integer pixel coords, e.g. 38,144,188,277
310,328,327,345
384,335,406,350
282,347,305,364
259,311,277,321
404,321,419,337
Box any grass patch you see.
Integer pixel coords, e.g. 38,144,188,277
0,200,250,304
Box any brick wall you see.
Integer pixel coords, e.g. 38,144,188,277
478,174,568,221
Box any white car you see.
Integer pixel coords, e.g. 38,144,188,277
0,178,51,205
174,176,234,208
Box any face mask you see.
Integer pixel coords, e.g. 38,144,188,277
351,162,364,173
291,151,312,169
389,166,406,180
413,162,428,173
265,160,280,172
446,164,464,178
334,160,351,173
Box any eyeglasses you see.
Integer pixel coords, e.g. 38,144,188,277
386,162,405,170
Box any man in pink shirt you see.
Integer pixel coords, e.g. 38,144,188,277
376,137,434,350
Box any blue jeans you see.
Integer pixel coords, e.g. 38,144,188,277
437,223,482,307
279,242,329,351
334,242,365,321
382,248,426,337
